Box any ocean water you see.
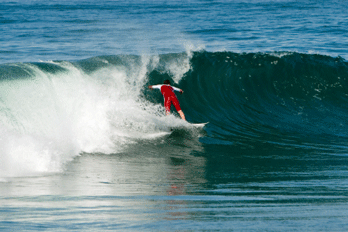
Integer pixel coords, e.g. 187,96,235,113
1,0,348,231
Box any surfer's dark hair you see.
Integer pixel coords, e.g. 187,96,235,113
163,80,170,84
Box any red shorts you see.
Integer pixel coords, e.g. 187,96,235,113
164,96,181,112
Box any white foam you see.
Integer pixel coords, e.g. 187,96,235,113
0,125,77,178
0,55,192,178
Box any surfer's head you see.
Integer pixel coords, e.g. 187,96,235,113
163,80,170,85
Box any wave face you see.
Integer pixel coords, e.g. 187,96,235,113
174,51,348,150
1,51,348,177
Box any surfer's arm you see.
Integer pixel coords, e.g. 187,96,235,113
148,84,162,90
172,86,184,94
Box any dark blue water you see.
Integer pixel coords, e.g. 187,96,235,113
1,0,348,231
1,0,348,64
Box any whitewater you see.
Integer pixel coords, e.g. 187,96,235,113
0,53,195,178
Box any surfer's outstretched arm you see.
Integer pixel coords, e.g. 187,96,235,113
149,84,162,90
172,86,184,94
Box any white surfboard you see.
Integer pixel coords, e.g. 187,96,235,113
189,122,209,128
169,122,208,131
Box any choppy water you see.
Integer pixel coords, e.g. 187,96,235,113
1,0,348,231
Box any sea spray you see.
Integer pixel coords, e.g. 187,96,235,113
0,53,194,177
0,125,77,177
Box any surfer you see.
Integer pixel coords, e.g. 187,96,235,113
148,80,186,121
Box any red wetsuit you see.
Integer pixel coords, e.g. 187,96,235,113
152,84,182,112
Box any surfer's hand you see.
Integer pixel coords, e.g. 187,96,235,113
148,85,153,90
180,90,183,94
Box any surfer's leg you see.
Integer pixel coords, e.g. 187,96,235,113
178,110,186,121
164,97,171,115
171,96,186,120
